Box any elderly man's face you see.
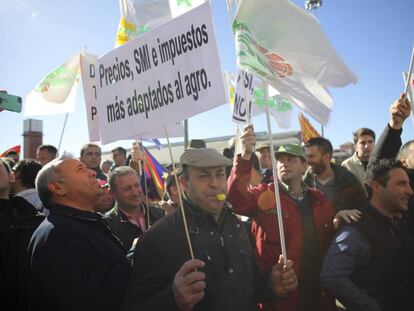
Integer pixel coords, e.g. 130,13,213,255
53,159,101,209
182,166,227,220
110,173,143,211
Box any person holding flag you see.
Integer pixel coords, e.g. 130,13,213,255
119,148,297,311
227,126,336,311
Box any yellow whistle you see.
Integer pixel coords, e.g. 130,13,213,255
216,194,226,201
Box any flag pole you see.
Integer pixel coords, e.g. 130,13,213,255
133,141,143,176
140,140,151,229
57,113,69,154
164,126,195,260
403,46,414,121
263,81,287,260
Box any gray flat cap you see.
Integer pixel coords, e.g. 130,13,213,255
180,148,232,168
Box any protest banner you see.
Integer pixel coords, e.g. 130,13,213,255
96,2,226,144
226,71,293,128
80,52,100,142
232,69,254,124
81,52,184,142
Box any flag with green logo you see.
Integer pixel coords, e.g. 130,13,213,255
233,0,357,125
253,87,293,129
24,53,80,116
115,0,205,47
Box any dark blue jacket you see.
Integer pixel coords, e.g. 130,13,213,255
27,204,130,311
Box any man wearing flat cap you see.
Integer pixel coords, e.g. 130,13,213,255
227,127,336,311
120,148,297,311
254,141,274,185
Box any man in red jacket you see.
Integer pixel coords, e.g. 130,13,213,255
227,126,336,311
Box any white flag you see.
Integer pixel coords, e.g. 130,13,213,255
233,0,357,125
115,0,205,47
24,53,80,116
403,72,414,118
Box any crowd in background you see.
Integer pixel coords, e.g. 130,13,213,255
0,93,413,310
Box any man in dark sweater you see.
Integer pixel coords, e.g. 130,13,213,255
304,137,367,216
320,159,413,310
105,166,164,250
366,93,414,310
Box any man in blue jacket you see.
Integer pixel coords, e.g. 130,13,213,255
27,156,130,311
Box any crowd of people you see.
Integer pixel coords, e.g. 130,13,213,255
0,93,413,311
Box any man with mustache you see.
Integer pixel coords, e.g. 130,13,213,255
120,148,297,311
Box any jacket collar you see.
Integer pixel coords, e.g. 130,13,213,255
365,204,400,228
182,192,231,228
49,204,101,222
352,151,364,165
113,202,146,223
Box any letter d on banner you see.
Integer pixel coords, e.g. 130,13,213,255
80,51,100,142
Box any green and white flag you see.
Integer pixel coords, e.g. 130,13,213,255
115,0,205,47
24,53,80,116
233,0,357,125
253,87,293,129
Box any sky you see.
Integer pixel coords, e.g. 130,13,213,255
1,0,413,157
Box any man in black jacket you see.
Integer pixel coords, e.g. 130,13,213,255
105,166,164,250
366,93,414,310
120,148,297,311
27,156,130,311
4,159,45,310
320,159,413,310
0,158,14,310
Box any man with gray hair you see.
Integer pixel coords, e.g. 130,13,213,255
27,157,130,311
105,166,164,250
120,148,297,311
